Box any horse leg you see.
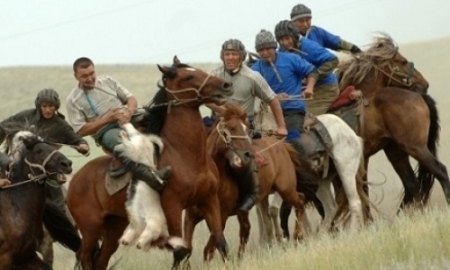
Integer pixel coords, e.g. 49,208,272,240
276,188,306,241
279,200,292,239
383,143,420,209
76,215,103,270
362,157,374,221
268,193,285,242
404,146,450,205
37,225,54,266
94,216,128,270
236,211,250,258
181,207,204,268
315,177,337,233
197,194,228,262
256,197,273,246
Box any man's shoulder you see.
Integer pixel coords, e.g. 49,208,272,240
239,66,264,80
209,66,225,77
66,86,83,103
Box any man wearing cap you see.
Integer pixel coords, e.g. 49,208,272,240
290,3,361,54
206,38,288,212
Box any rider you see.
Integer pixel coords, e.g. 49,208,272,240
0,88,90,212
206,38,288,212
274,20,340,116
290,3,362,54
251,30,318,141
65,57,172,192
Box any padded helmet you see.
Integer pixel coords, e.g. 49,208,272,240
220,39,247,62
35,88,60,110
290,4,312,21
274,20,300,42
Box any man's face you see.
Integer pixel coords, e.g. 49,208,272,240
74,65,96,90
293,17,312,35
278,36,296,51
40,102,56,119
257,47,276,63
223,50,241,71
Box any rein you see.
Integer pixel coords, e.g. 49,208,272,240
374,61,415,88
1,149,60,190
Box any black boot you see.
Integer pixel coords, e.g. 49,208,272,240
290,139,308,159
114,150,171,191
236,162,259,212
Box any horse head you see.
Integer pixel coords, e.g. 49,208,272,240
157,55,233,106
18,134,72,183
210,102,254,170
338,32,429,94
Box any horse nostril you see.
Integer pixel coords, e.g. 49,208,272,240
244,151,254,159
61,160,72,168
222,82,232,90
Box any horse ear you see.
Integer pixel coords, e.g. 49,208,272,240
157,64,169,74
173,55,181,65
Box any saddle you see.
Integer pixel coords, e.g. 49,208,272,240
101,146,128,178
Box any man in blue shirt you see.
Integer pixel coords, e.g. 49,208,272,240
251,29,318,136
290,3,361,54
274,20,340,116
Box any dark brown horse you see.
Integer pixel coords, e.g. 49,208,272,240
66,56,233,270
0,131,78,270
182,102,319,262
337,33,448,210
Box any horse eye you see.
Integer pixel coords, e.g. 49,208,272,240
36,149,43,154
186,75,194,81
18,136,23,141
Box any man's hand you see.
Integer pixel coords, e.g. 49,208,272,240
77,143,90,156
115,109,132,125
276,93,289,100
0,178,11,188
102,108,121,123
303,87,314,99
275,126,288,137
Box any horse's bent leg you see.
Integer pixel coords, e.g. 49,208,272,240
197,195,228,262
315,177,337,232
236,211,251,258
162,200,189,269
268,192,284,242
94,216,128,270
38,225,54,266
384,144,420,208
256,197,273,246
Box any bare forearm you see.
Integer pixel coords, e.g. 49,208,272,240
77,117,111,137
268,99,286,129
305,76,317,90
127,96,138,114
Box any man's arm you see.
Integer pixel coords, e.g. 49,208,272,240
76,113,115,137
267,98,286,130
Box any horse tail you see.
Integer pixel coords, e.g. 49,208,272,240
42,200,81,253
284,142,320,204
417,94,440,203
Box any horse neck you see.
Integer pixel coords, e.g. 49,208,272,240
162,105,207,157
354,67,386,97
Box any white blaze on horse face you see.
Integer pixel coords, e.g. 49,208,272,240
241,123,251,143
186,68,196,72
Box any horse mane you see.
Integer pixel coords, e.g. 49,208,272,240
338,32,399,89
211,102,248,129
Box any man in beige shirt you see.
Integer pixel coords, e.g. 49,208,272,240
66,57,171,191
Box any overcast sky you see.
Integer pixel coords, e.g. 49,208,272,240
1,0,448,67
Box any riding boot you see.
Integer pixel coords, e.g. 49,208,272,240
113,149,172,192
238,161,260,212
289,139,308,159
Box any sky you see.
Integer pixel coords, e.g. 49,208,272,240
0,0,448,67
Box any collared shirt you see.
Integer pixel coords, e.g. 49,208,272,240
65,76,132,133
209,65,276,116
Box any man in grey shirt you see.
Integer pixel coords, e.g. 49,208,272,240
66,57,171,191
206,39,287,211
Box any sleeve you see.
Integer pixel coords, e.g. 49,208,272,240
292,55,318,81
0,152,12,171
208,67,221,77
250,71,276,103
339,39,362,53
104,76,133,104
65,96,87,134
62,120,89,145
316,26,341,51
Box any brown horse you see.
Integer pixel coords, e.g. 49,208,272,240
182,102,319,261
66,56,233,270
337,33,448,209
0,131,78,270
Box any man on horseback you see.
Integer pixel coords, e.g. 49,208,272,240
65,57,171,192
206,39,288,211
290,3,362,54
0,88,89,212
251,29,318,149
274,20,340,116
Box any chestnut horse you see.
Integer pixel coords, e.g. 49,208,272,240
337,33,449,210
66,56,233,270
182,102,319,262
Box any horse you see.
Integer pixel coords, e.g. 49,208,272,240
0,129,80,270
254,103,370,237
337,32,448,210
66,56,233,270
182,102,319,261
0,124,80,267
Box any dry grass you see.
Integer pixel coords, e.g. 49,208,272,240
2,37,450,269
